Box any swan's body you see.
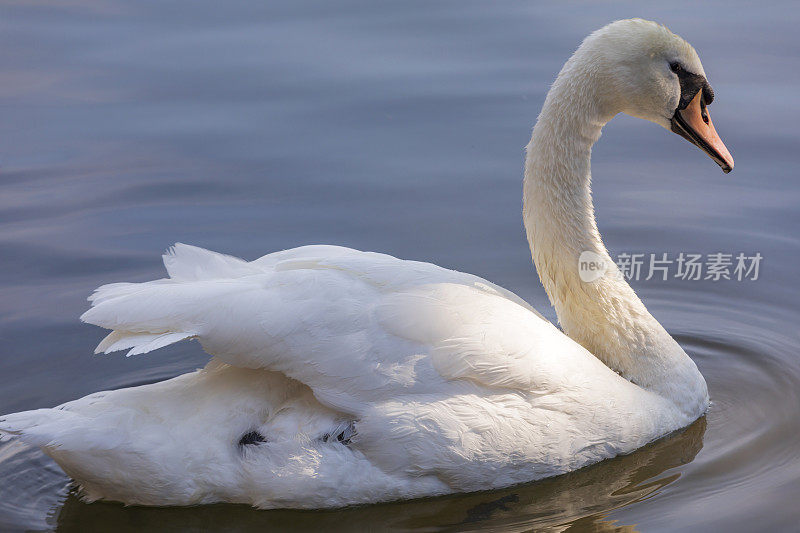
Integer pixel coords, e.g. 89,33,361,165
0,19,733,508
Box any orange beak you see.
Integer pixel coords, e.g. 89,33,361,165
671,90,734,173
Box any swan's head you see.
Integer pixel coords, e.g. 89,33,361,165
582,19,734,172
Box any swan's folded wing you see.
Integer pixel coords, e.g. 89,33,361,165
375,283,603,392
81,244,596,414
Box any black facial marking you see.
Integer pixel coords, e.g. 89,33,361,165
673,63,714,110
238,430,267,446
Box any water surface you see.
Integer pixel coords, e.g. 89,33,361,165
1,1,799,531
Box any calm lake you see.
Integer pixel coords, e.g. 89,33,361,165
1,0,798,531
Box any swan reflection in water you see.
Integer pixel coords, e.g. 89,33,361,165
52,417,705,532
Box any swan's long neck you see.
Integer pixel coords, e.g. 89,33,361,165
523,55,708,415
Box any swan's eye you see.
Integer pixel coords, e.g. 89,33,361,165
670,62,682,73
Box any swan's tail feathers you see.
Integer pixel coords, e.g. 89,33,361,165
94,330,197,357
0,408,126,454
81,278,201,356
82,289,200,356
0,409,76,447
81,243,265,356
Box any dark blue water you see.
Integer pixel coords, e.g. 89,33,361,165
1,1,798,531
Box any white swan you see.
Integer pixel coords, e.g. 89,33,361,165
0,19,733,509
